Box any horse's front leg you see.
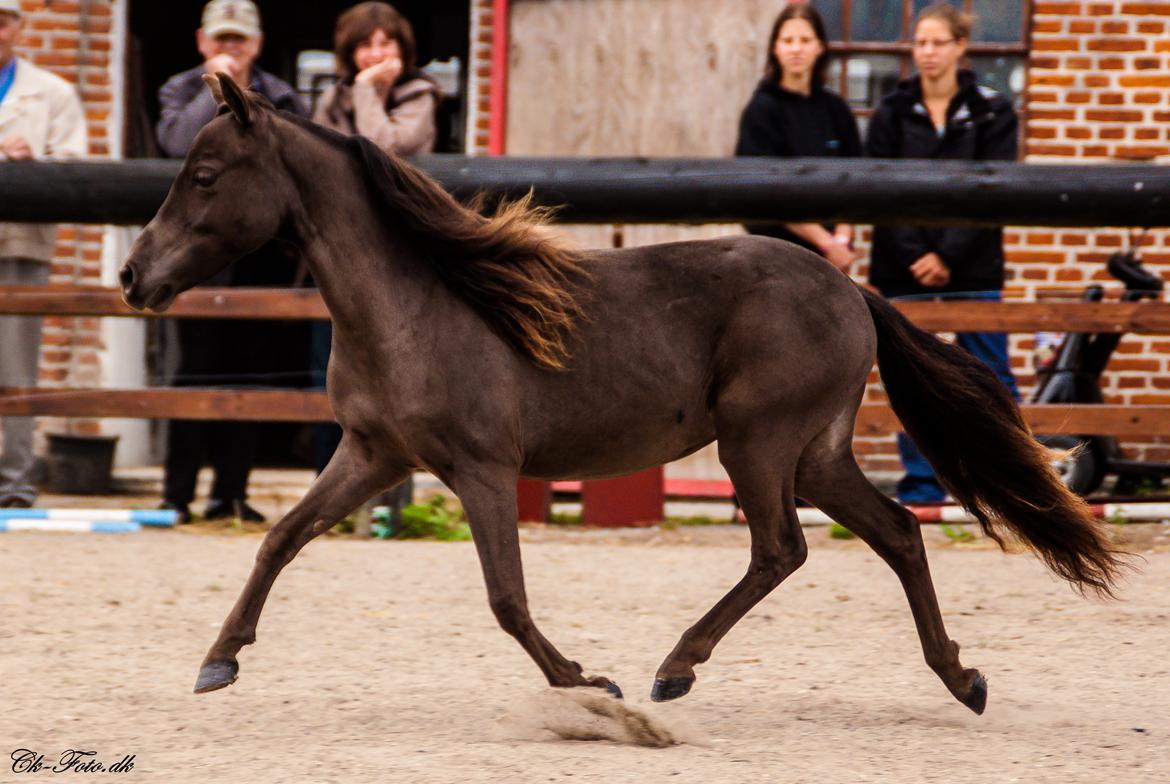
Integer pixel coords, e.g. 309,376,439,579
454,469,623,698
195,438,403,693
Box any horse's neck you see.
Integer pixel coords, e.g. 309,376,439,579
280,131,439,338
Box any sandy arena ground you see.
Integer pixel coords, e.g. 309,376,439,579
2,522,1169,784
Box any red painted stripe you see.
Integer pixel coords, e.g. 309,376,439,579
488,0,509,156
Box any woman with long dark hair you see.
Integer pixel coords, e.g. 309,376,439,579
735,4,861,272
866,3,1020,503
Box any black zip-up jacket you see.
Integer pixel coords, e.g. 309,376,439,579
735,80,861,252
865,71,1018,297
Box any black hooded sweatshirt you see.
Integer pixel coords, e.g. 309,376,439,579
865,70,1019,297
735,79,861,253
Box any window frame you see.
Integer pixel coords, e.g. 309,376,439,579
819,0,1032,116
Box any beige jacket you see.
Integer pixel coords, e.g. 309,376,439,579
0,58,88,261
312,76,438,156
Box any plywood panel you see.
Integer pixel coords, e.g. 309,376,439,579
508,0,785,249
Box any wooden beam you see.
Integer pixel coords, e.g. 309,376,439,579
0,387,1167,435
4,157,1170,227
0,286,329,320
2,286,1170,333
893,300,1170,334
0,388,334,421
855,404,1170,437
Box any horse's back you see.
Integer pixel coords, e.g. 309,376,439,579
515,235,875,479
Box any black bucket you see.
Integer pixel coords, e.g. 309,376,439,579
45,433,120,494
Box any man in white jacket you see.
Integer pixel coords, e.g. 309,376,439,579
0,0,87,506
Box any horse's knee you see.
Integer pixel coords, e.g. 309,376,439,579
488,594,532,638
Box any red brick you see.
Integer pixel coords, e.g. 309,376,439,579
1033,20,1063,33
1035,1,1083,12
1032,74,1076,86
1085,109,1143,121
1068,20,1096,33
1083,74,1111,87
1028,91,1059,103
1098,93,1125,105
1087,2,1113,13
1034,38,1082,51
1101,20,1130,34
1066,91,1092,103
1120,2,1170,14
1135,128,1162,140
1134,92,1164,104
1087,39,1146,52
1026,143,1079,156
1030,126,1058,139
1065,127,1092,139
1119,74,1170,87
1115,145,1170,159
1111,359,1162,372
1027,232,1057,245
1135,57,1163,70
1138,21,1165,33
1009,250,1067,264
1099,127,1125,139
1030,57,1062,69
1100,57,1127,70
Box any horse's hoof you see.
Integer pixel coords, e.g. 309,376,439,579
961,673,988,715
605,681,624,700
194,660,238,694
650,676,693,702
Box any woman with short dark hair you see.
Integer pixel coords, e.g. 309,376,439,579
312,1,438,156
735,4,861,272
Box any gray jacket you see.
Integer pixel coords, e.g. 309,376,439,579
156,65,307,157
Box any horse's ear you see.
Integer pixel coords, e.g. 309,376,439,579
215,71,254,126
201,73,225,106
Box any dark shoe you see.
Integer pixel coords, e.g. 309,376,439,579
159,501,191,524
204,499,266,523
0,495,34,508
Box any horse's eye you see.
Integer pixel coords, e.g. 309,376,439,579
193,169,218,188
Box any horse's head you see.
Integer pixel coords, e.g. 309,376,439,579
120,73,290,311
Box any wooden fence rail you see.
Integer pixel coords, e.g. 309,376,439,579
0,387,1162,436
4,286,1169,436
3,285,1170,332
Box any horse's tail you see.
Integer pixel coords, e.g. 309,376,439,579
859,286,1123,596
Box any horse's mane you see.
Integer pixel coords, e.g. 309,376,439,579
282,112,587,370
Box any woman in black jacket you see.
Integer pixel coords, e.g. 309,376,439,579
866,2,1020,503
735,4,861,271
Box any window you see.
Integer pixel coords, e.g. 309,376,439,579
811,0,1029,121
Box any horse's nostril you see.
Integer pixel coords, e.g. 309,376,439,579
118,265,135,290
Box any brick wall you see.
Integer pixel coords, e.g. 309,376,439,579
12,0,118,437
465,0,493,155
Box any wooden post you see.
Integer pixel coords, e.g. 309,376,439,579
516,479,550,522
581,467,664,527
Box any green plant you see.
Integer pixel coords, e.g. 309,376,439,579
939,523,975,543
1105,510,1129,526
828,522,855,540
394,495,473,541
548,511,582,526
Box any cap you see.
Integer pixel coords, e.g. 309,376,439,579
201,0,261,38
0,0,22,17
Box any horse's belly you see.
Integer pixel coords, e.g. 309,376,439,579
519,408,716,480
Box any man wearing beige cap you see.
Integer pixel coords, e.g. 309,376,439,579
155,0,307,524
157,0,306,156
0,0,87,507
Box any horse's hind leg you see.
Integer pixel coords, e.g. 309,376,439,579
453,467,622,697
795,422,988,714
195,437,401,693
651,430,807,702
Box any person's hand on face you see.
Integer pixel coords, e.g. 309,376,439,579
198,31,261,86
353,29,403,91
910,252,951,288
0,134,33,160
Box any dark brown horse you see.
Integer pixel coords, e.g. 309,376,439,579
120,74,1121,714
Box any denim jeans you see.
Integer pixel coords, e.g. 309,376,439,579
888,290,1020,503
